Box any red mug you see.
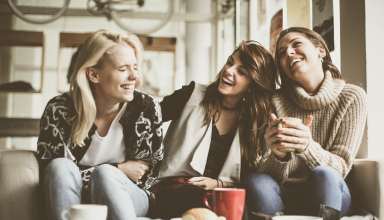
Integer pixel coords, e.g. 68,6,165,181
203,188,245,220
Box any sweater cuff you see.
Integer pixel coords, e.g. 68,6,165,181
297,140,323,169
262,154,290,181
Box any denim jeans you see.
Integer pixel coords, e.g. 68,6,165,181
43,158,149,220
246,166,351,216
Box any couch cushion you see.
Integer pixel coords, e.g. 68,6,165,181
0,150,41,220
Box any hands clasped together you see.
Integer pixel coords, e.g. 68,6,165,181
264,113,313,159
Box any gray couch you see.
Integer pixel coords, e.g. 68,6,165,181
0,150,382,220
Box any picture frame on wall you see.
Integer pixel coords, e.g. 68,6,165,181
312,0,334,51
269,9,283,55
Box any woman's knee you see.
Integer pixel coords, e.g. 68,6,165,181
246,173,280,195
246,173,278,188
44,158,81,187
90,164,125,188
45,158,79,178
312,166,344,184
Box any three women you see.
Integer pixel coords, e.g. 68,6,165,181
37,27,367,219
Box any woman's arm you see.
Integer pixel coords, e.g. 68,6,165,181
253,114,291,182
297,87,367,177
160,81,195,121
121,96,164,186
36,95,74,169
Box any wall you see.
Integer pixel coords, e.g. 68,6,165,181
1,0,237,149
365,0,384,160
339,0,368,157
2,0,186,150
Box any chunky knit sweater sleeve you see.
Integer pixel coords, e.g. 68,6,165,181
297,84,367,177
256,72,367,182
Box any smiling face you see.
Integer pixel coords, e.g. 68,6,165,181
276,32,325,88
217,52,252,103
88,42,138,104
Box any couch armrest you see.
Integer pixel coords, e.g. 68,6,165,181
0,150,41,220
348,158,382,217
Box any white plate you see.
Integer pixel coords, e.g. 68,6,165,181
272,216,322,220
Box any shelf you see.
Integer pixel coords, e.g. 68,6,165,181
59,32,177,52
0,30,45,93
57,32,177,93
0,117,40,137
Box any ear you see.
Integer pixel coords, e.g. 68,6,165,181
86,67,100,83
318,47,326,59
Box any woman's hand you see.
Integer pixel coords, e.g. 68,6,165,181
265,114,313,159
188,176,219,190
264,114,290,159
117,160,150,183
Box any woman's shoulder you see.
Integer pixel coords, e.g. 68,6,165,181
46,92,72,105
132,90,158,107
44,92,74,113
129,90,162,118
340,83,367,104
41,93,74,124
188,82,208,103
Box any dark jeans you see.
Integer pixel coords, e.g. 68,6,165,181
149,177,207,219
246,166,351,216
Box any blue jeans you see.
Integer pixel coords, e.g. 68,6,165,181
246,166,351,216
43,158,149,220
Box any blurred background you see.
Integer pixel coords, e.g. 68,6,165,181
0,0,383,166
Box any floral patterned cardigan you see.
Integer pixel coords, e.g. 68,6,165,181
36,91,164,191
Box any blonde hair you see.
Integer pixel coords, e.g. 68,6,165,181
69,30,143,146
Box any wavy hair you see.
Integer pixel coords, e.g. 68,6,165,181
68,30,143,146
202,40,278,167
275,27,342,92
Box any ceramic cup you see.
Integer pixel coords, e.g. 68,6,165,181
61,204,108,220
203,188,245,220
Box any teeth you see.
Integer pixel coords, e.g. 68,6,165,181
121,84,134,89
223,78,234,86
290,58,302,67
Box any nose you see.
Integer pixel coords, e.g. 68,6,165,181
128,73,137,81
226,65,236,76
128,70,138,81
286,46,295,56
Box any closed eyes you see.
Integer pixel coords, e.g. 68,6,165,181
118,64,138,72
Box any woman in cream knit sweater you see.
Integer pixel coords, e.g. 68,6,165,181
246,27,367,219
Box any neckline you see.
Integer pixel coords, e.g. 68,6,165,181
221,104,239,111
95,103,127,138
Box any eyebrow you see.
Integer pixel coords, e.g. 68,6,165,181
116,63,137,68
277,37,302,53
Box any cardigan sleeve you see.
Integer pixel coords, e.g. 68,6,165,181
297,86,367,177
132,95,164,190
36,94,73,169
160,81,195,121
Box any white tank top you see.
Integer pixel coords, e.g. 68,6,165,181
79,103,127,166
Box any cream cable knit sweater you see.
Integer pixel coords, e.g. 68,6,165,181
258,71,367,183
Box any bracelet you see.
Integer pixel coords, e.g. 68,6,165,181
216,179,220,188
217,179,224,188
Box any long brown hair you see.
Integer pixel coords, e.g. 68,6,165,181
275,27,342,92
201,40,278,167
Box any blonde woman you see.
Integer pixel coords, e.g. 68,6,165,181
36,30,163,220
